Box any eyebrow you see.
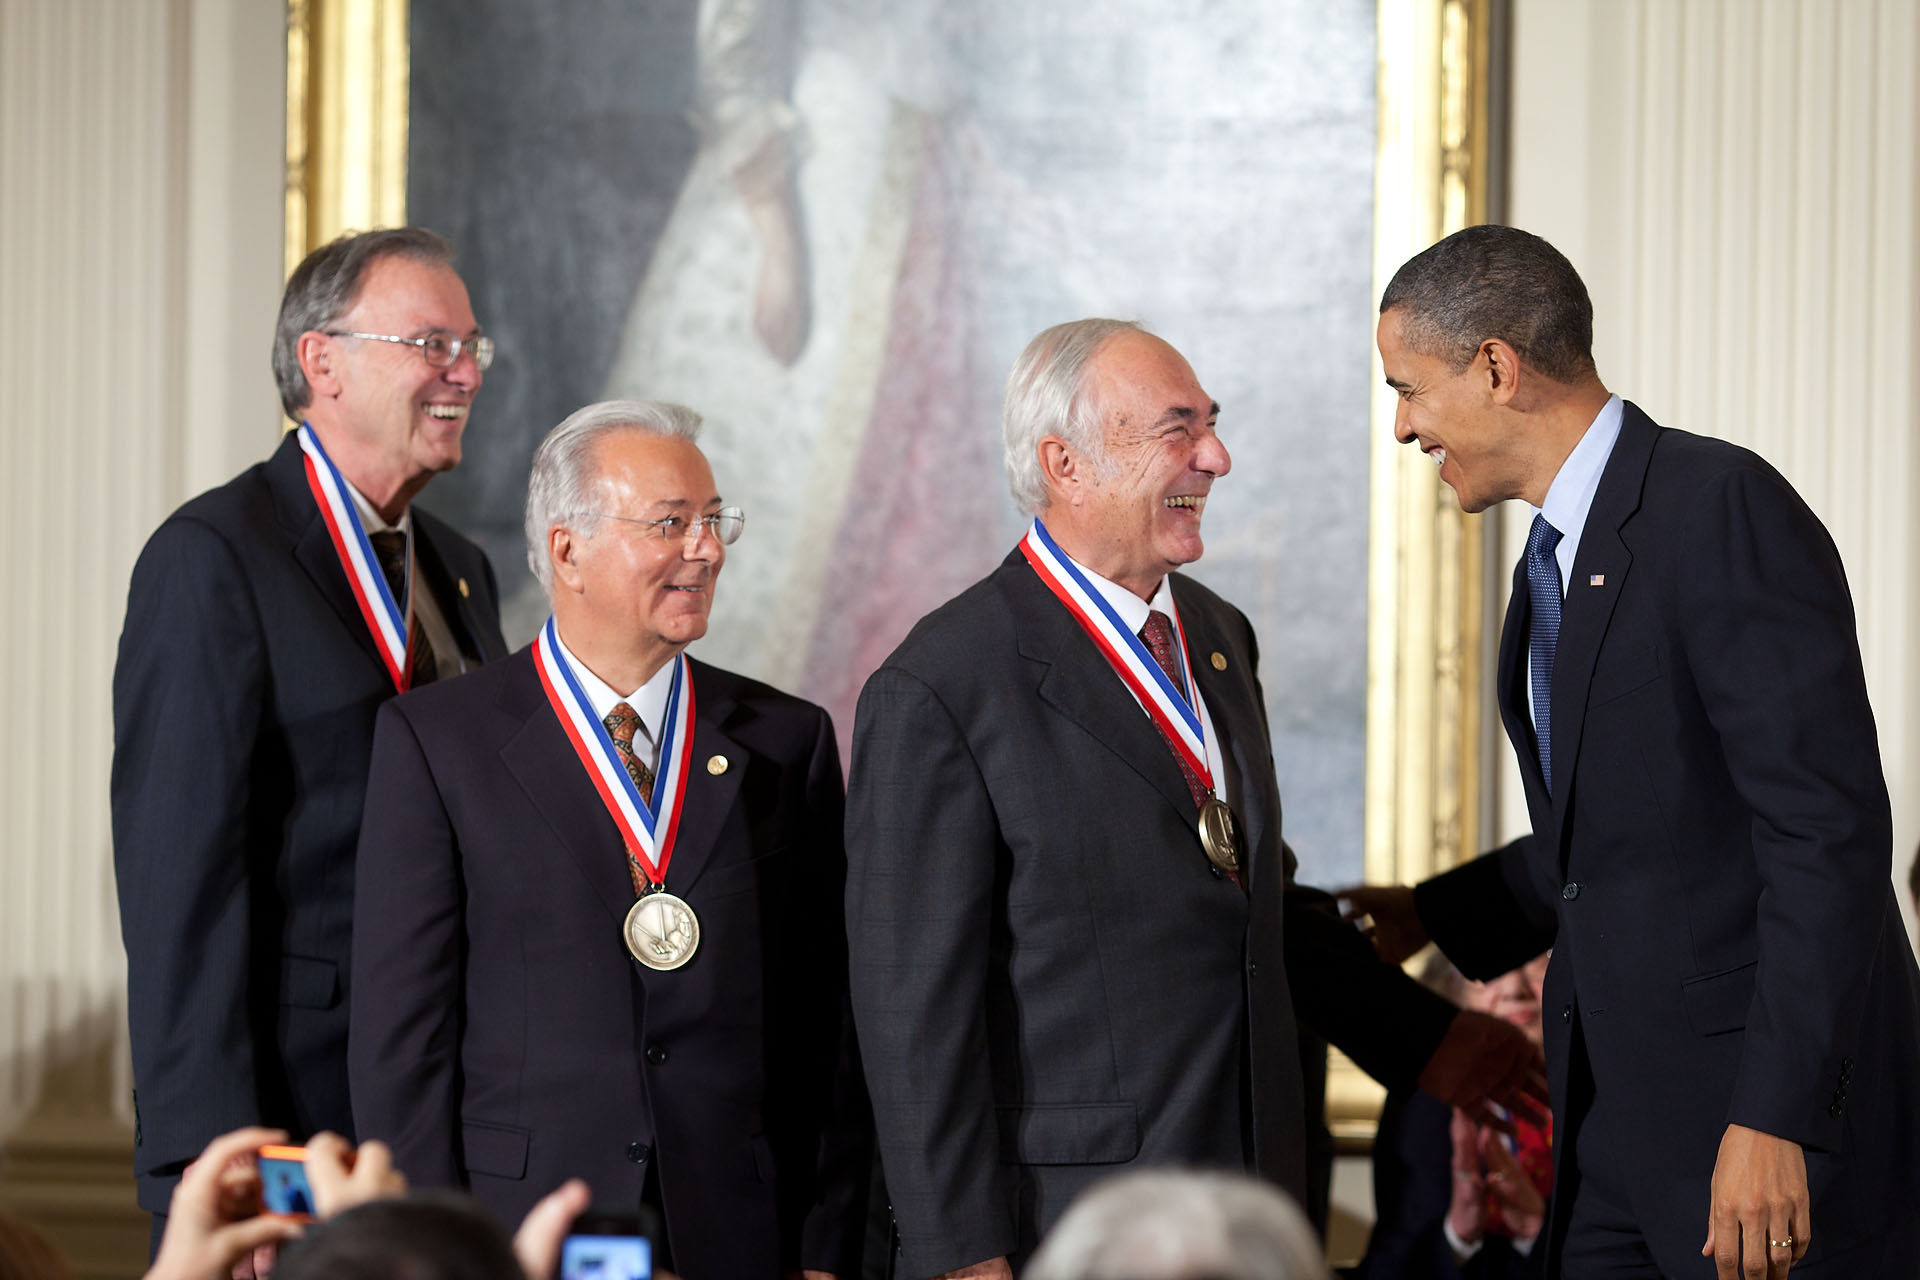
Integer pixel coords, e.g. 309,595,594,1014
644,496,725,512
1156,401,1222,427
1383,375,1413,391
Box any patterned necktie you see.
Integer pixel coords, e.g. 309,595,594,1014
1138,611,1207,810
368,529,438,688
1140,610,1242,888
1525,514,1564,793
602,701,654,895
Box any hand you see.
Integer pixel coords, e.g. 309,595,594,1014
512,1179,591,1280
1417,1009,1550,1132
144,1127,304,1280
1335,884,1429,964
735,134,811,365
302,1132,407,1220
1480,1126,1545,1240
1445,1108,1487,1246
938,1258,1012,1279
1702,1124,1809,1280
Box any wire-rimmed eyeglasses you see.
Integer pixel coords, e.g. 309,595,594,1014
324,329,496,372
587,507,746,546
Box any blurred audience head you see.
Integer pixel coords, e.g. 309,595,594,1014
1418,949,1550,1051
273,1194,521,1280
1024,1169,1329,1280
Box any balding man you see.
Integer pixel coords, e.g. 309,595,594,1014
349,400,870,1279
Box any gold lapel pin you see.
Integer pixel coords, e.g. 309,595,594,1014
458,577,471,598
1210,652,1228,671
707,755,729,776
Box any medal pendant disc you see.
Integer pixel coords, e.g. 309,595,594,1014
624,891,700,970
1197,797,1243,873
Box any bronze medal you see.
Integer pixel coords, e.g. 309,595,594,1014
1197,795,1243,874
624,890,700,971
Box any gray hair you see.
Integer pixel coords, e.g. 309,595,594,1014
273,227,458,419
523,399,704,590
1002,318,1144,516
1025,1170,1330,1280
1380,224,1595,383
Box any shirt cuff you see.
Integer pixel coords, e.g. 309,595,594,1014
1444,1217,1484,1262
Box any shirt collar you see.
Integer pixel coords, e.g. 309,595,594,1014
1059,548,1180,635
1535,394,1624,541
551,627,676,743
344,479,410,536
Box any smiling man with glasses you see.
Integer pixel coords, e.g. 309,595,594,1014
348,399,872,1279
111,227,510,1264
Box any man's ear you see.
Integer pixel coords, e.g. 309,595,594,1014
297,331,341,401
1037,436,1078,505
1482,338,1524,406
548,525,586,593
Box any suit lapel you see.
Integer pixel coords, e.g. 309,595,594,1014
1178,587,1270,876
266,431,390,673
415,510,505,664
496,651,643,928
1006,557,1201,828
1545,406,1654,835
1496,559,1549,814
653,659,744,897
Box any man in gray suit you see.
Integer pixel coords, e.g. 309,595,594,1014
846,319,1548,1279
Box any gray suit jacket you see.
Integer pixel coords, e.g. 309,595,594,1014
847,550,1454,1276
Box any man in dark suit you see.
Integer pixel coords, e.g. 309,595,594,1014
1349,224,1920,1277
111,228,508,1242
349,400,870,1279
845,319,1549,1280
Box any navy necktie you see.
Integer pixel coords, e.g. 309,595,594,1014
1525,514,1564,792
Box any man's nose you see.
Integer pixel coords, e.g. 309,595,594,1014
443,349,482,391
683,522,722,562
1196,429,1231,478
1392,401,1416,444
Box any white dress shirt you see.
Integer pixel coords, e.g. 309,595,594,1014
550,628,675,774
1526,394,1624,730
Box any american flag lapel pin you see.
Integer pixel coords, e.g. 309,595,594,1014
1589,573,1605,587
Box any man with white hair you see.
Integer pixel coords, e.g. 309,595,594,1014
1026,1170,1330,1280
845,320,1547,1279
349,400,871,1278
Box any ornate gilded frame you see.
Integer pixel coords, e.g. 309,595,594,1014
284,0,1498,1140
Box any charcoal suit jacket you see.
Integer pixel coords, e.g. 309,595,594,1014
1415,402,1920,1274
846,551,1459,1277
111,429,506,1213
349,648,871,1279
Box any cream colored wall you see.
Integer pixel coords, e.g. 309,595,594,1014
1497,0,1920,950
0,0,284,1271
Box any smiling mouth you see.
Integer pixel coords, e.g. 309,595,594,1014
1427,446,1447,466
424,403,468,422
1164,495,1205,511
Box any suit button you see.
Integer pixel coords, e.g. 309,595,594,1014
1209,865,1225,879
1561,882,1581,900
1829,1102,1843,1119
1561,1005,1572,1023
625,1142,651,1164
645,1045,668,1065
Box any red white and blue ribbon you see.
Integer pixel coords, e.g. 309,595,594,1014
1018,518,1214,788
532,617,695,887
297,421,412,691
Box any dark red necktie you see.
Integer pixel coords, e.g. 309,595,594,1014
1138,610,1208,810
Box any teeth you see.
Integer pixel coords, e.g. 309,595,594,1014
425,404,467,421
1431,448,1446,466
1164,495,1202,509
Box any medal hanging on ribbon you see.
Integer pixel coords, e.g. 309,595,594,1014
533,618,701,969
1019,519,1244,875
297,422,415,692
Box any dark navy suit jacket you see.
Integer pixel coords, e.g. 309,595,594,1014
1416,403,1920,1273
349,649,871,1279
112,429,506,1213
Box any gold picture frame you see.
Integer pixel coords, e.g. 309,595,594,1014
284,0,1498,1141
